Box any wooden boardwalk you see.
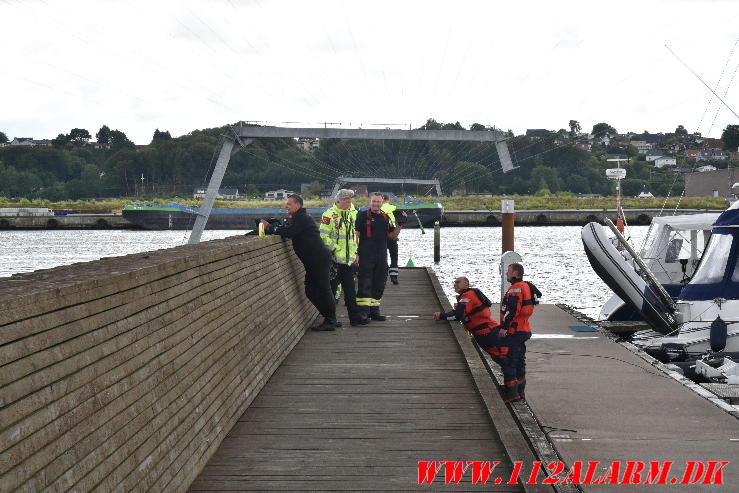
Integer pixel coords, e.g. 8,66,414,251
189,269,538,492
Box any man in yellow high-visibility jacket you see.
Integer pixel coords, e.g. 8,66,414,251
319,189,366,326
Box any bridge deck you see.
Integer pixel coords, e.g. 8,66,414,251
189,268,529,492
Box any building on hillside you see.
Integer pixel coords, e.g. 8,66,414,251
630,140,652,154
6,137,52,147
696,165,717,172
645,150,663,162
686,149,700,160
264,189,294,201
193,188,240,199
654,156,677,168
700,138,724,150
525,129,554,139
685,167,737,197
696,150,728,161
574,140,592,152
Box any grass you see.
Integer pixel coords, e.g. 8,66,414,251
0,195,729,212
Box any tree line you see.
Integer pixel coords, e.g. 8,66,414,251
1,120,737,201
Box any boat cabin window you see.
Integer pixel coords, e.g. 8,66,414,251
664,238,683,263
689,233,732,284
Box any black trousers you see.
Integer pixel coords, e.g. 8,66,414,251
331,263,358,318
302,253,336,320
357,249,387,305
387,238,399,275
507,332,531,384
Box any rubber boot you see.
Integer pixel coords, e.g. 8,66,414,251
390,275,398,285
369,306,386,322
517,379,526,400
502,382,520,403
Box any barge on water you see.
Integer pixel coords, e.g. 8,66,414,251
121,202,442,230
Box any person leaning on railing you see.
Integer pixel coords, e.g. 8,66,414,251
260,194,339,331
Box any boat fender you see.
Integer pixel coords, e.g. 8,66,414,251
710,317,728,353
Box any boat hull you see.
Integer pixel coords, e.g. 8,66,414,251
581,222,676,334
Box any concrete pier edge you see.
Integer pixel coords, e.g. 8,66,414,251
557,303,739,419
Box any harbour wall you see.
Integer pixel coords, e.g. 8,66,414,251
0,213,134,229
442,208,716,226
0,208,721,229
0,235,317,492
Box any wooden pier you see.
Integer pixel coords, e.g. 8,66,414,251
189,268,546,492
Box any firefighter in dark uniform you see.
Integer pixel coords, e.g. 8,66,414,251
499,263,541,401
356,192,399,322
260,194,338,331
433,277,511,393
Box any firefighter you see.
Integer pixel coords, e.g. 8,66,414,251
260,194,338,331
381,194,405,285
499,263,542,401
356,192,399,322
432,277,510,394
319,189,367,326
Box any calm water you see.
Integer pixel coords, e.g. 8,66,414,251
0,226,648,319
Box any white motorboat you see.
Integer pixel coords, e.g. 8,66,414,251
642,200,739,358
582,201,739,359
598,212,720,321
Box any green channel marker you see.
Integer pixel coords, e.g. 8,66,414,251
406,258,415,267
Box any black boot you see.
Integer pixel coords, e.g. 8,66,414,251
349,307,369,326
517,379,526,400
390,275,398,285
369,307,386,322
312,317,338,331
502,382,520,403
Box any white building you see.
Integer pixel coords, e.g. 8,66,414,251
7,137,52,147
654,156,677,168
264,189,295,201
696,165,717,172
193,188,239,199
630,140,652,154
696,150,728,161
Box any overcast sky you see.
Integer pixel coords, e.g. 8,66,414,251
1,0,738,144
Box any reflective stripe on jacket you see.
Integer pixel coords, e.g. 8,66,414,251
319,204,358,265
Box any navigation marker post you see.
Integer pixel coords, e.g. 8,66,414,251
606,158,628,233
